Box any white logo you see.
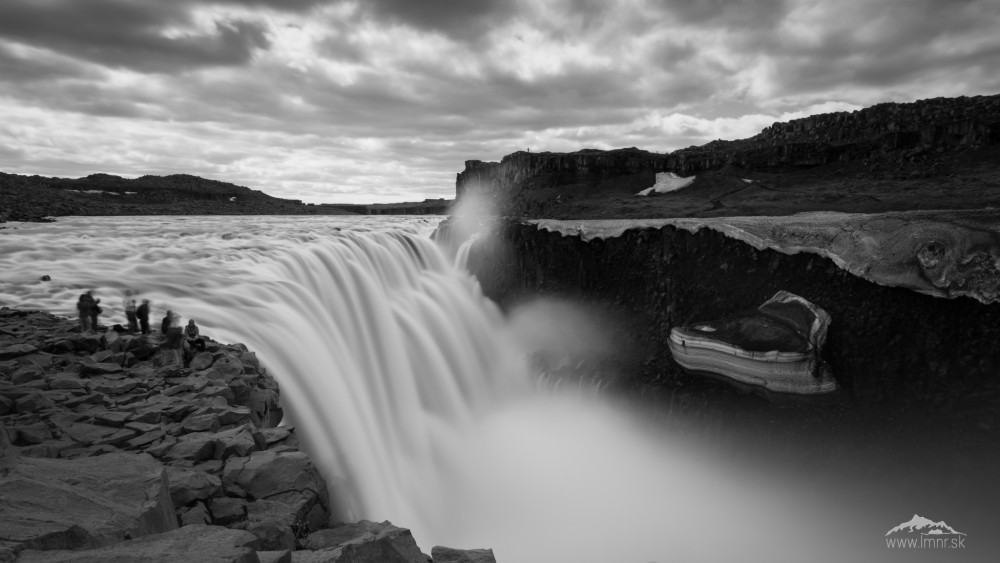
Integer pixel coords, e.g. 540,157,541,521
885,514,966,550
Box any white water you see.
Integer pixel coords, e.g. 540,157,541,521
0,216,888,562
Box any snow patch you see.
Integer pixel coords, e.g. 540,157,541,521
637,172,695,196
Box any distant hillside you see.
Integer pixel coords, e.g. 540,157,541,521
456,93,1000,218
0,172,451,221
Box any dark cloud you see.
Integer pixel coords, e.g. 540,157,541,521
351,0,517,41
0,0,270,73
749,0,1000,98
647,0,790,28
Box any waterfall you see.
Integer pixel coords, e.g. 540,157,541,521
0,216,875,563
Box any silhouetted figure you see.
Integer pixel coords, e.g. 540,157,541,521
163,310,183,349
161,310,172,335
90,295,102,331
123,290,138,333
76,291,95,332
137,299,150,335
184,319,206,353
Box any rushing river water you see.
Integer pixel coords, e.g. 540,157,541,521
1,215,986,562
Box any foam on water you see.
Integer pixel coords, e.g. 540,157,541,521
0,216,886,562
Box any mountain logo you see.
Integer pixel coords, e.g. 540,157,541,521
885,514,967,550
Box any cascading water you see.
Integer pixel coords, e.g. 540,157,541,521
0,216,883,562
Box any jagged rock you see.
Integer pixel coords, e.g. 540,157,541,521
431,546,497,563
16,524,259,563
93,411,130,427
189,351,215,372
0,394,14,415
48,376,86,391
246,520,296,551
12,422,51,445
0,343,38,360
299,521,427,563
258,550,293,563
0,452,176,552
167,466,223,507
18,439,75,459
208,497,248,525
15,392,55,413
78,360,123,377
182,412,221,434
180,501,212,526
223,449,328,504
125,336,157,361
71,334,102,354
668,291,837,395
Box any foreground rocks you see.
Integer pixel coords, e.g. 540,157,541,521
0,308,495,562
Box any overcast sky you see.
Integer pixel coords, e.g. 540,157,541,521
1,0,998,203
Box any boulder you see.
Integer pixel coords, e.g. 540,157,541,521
180,502,212,526
208,497,248,525
0,343,38,360
125,336,157,361
78,360,123,377
299,520,427,563
71,333,102,354
431,546,497,563
223,450,328,504
166,466,223,507
189,351,215,372
0,452,177,551
16,524,259,563
247,520,296,551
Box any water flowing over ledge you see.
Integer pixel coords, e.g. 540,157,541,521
531,209,1000,303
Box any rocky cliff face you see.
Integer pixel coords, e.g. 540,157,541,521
456,219,1000,407
456,94,1000,217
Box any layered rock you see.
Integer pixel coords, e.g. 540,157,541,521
459,219,1000,404
455,94,1000,218
668,291,837,395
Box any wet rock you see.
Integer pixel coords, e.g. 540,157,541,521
431,546,497,563
71,333,102,354
16,524,258,563
125,336,157,361
0,452,177,552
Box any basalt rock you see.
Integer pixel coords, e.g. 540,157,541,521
462,218,1000,405
0,309,483,561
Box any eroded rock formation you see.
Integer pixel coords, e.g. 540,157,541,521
456,219,1000,405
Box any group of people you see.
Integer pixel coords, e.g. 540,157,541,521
76,289,205,354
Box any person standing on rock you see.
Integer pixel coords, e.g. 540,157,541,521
123,290,138,333
76,291,94,332
90,294,102,331
137,299,151,335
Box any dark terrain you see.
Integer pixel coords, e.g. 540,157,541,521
0,172,451,222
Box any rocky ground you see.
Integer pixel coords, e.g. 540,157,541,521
0,308,494,563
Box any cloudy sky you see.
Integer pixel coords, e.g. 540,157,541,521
1,0,998,203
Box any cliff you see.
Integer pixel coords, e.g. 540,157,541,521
457,219,1000,408
455,94,1000,218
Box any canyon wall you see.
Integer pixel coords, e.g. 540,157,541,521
458,220,1000,407
456,94,1000,217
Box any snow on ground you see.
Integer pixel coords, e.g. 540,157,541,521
636,172,695,196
